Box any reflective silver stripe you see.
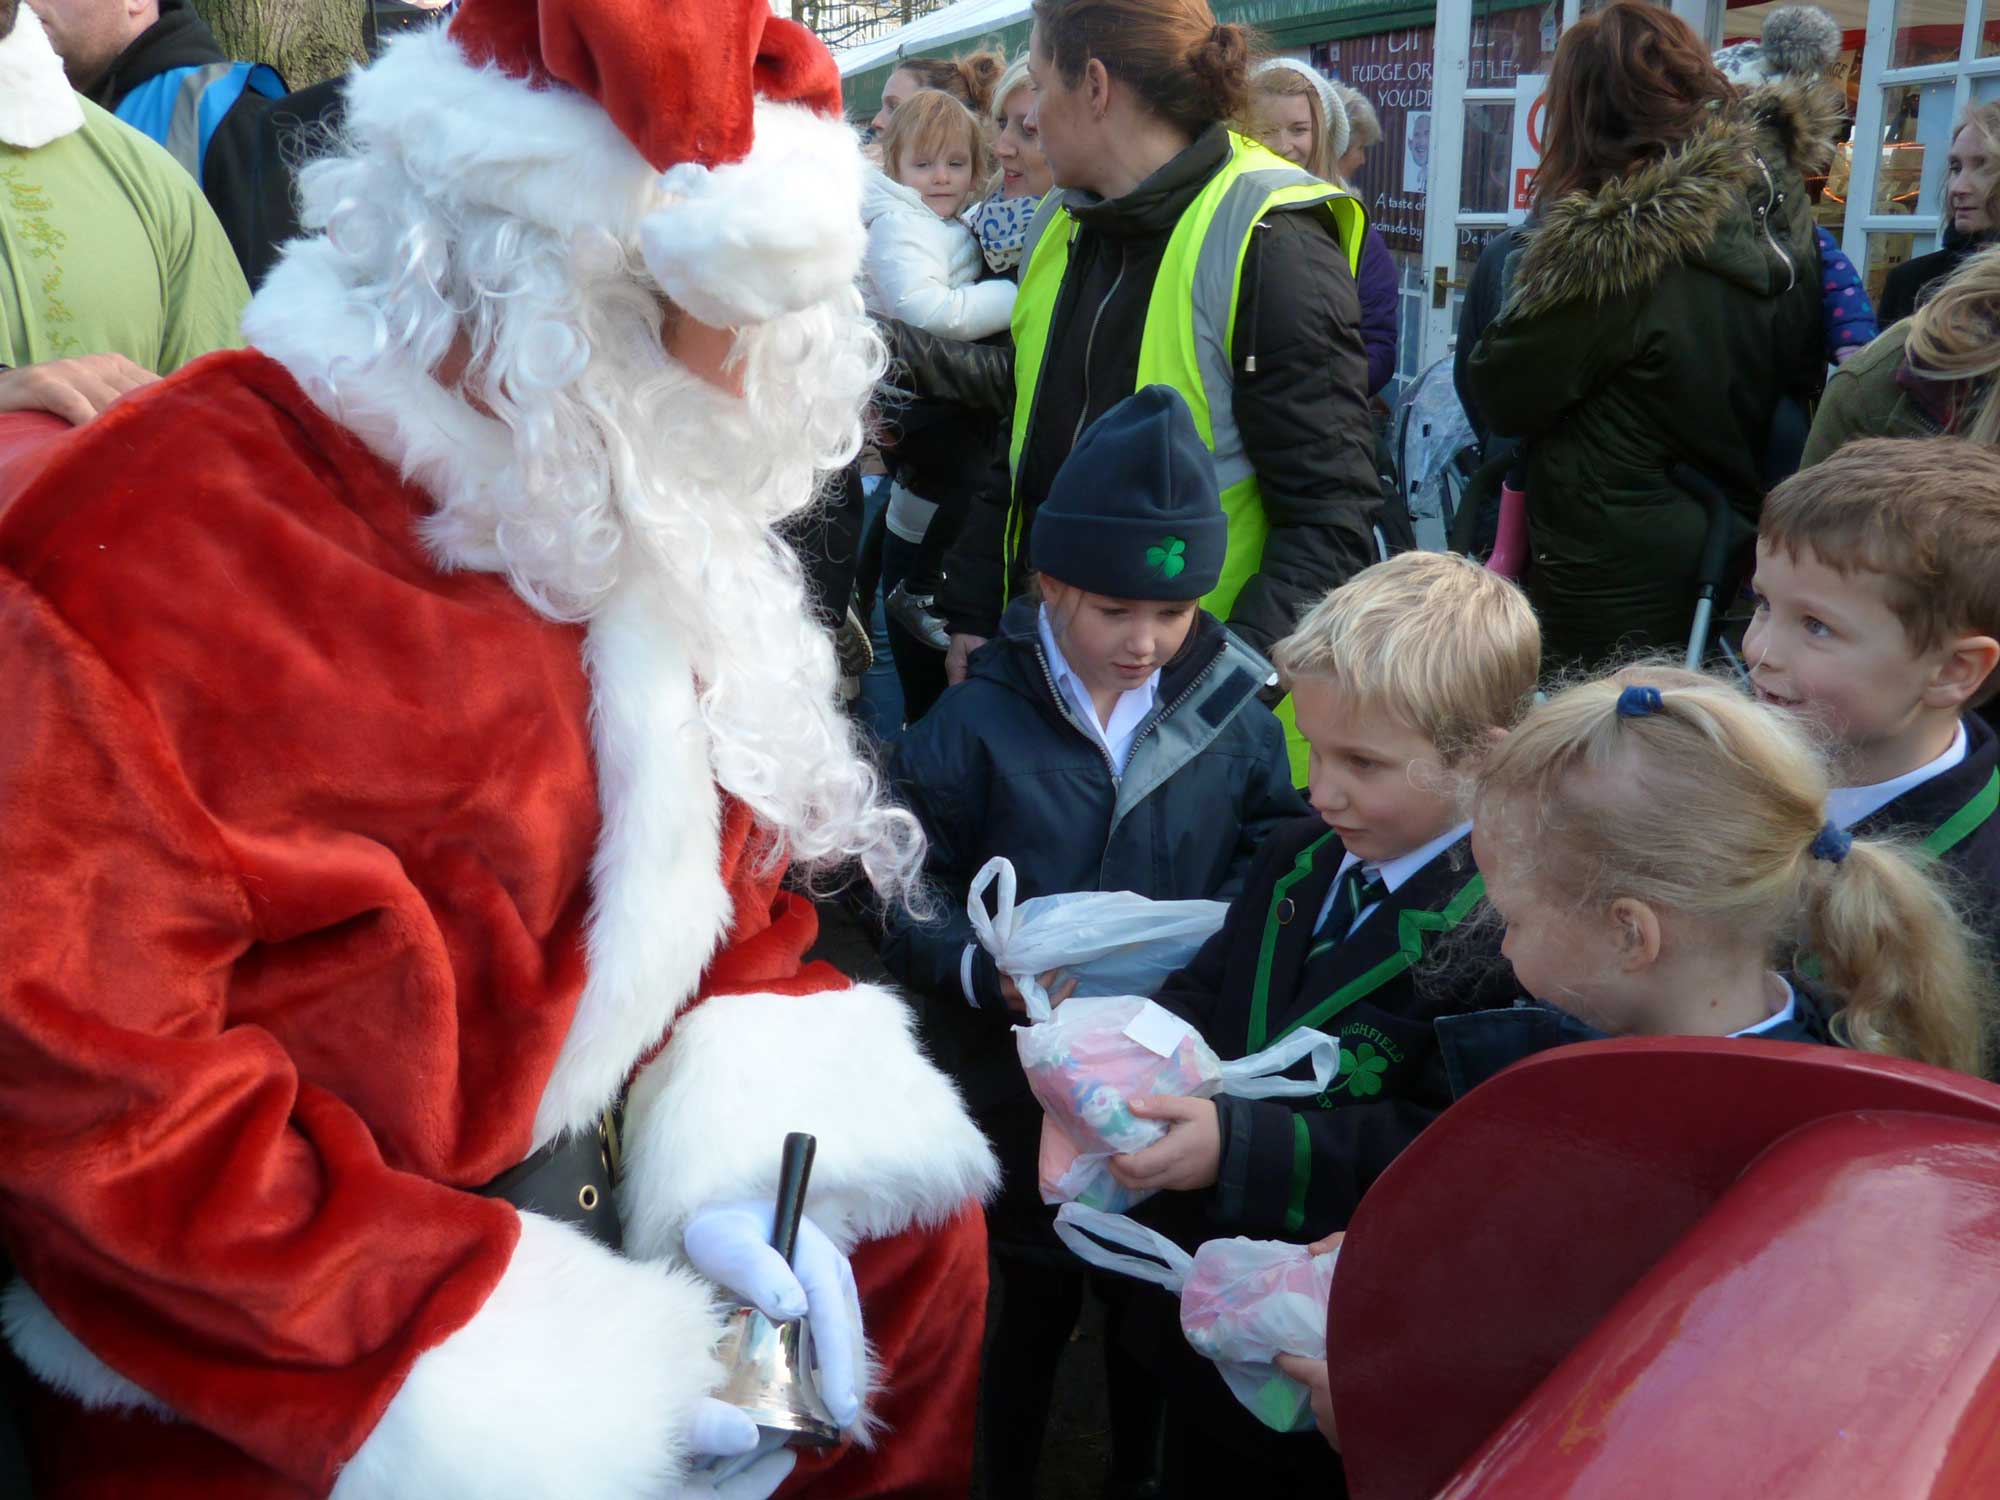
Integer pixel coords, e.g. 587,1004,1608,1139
1017,188,1075,278
1188,167,1340,491
163,63,237,177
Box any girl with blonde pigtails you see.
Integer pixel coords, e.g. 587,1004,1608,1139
1442,666,1994,1091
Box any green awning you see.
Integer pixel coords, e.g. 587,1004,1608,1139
838,0,1445,120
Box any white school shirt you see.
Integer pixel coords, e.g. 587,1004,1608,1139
1729,976,1800,1038
1036,605,1161,775
1825,720,1968,830
957,608,1166,1007
1312,821,1474,940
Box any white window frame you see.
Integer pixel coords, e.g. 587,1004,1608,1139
1843,0,2000,261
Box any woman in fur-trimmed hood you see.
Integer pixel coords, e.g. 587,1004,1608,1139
1469,1,1840,668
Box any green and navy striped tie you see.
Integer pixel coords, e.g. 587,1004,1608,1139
1317,866,1387,945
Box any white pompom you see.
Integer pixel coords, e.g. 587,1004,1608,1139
639,102,868,330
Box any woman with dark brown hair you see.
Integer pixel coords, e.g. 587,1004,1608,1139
1468,0,1838,668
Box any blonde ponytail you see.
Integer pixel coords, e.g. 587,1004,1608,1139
1478,665,1996,1075
1807,837,1990,1075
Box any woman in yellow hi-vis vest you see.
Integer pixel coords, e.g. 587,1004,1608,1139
888,0,1401,780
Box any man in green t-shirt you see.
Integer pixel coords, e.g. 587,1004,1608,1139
0,0,246,422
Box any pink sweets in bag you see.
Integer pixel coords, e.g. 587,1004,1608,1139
1055,1204,1340,1433
1016,995,1337,1210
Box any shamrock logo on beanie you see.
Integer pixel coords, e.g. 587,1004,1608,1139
1147,537,1188,580
1031,387,1226,602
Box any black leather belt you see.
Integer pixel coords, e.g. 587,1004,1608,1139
476,1106,623,1251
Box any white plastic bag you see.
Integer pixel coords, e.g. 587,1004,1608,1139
1017,993,1337,1209
968,857,1227,1013
1054,1204,1338,1433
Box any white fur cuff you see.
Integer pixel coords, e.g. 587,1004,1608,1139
332,1213,725,1500
619,983,998,1260
641,101,870,329
2,1280,172,1417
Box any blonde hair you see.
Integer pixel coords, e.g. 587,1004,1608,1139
1903,245,2000,446
984,53,1035,198
1274,551,1541,760
1246,61,1341,182
1335,82,1381,150
1954,102,2000,229
991,53,1033,124
1476,666,1992,1075
1763,437,2000,706
880,89,994,201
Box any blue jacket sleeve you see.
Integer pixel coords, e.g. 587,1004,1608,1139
880,705,996,1002
1816,227,1879,358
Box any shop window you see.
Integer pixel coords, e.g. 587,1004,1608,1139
1467,0,1557,88
1874,80,1957,215
1891,0,1969,69
1864,230,1919,304
1460,101,1513,214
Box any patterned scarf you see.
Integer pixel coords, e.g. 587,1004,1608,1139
969,191,1041,274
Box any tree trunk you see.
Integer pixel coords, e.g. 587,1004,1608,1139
192,0,365,88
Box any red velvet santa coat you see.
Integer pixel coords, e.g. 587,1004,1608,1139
0,349,996,1498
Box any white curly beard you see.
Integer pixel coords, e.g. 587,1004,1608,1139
245,112,923,905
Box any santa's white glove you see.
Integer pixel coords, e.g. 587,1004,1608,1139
683,1201,865,1431
671,1400,799,1499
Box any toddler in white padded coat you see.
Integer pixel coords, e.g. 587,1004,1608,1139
863,89,1017,341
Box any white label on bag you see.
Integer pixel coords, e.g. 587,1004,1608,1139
1123,1004,1194,1059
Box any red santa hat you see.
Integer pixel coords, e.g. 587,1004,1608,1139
336,0,868,327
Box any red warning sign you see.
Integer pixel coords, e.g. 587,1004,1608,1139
1514,167,1538,211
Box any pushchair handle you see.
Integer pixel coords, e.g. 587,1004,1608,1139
1668,465,1745,671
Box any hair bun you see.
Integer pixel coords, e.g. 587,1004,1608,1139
1186,20,1250,122
956,47,1008,116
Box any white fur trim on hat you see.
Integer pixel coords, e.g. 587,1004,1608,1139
640,100,870,329
338,25,867,330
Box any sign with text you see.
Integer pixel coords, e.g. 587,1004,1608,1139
1508,72,1548,225
1310,28,1435,255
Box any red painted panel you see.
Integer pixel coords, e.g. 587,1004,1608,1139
1328,1039,2000,1500
1437,1112,2000,1498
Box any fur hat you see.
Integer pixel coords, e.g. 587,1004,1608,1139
340,0,867,329
1251,56,1350,165
1713,4,1843,87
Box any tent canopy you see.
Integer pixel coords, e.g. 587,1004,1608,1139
836,0,1437,119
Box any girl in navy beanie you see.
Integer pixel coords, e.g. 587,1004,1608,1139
882,386,1305,1496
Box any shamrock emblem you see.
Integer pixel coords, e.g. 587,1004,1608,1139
1336,1042,1389,1098
1146,536,1187,580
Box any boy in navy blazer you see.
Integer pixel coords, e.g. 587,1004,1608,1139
1096,551,1539,1491
1749,438,2000,984
1114,551,1541,1242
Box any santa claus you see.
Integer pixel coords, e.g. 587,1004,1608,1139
0,2,998,1497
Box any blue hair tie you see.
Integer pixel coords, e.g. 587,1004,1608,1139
1810,824,1853,865
1615,685,1664,718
